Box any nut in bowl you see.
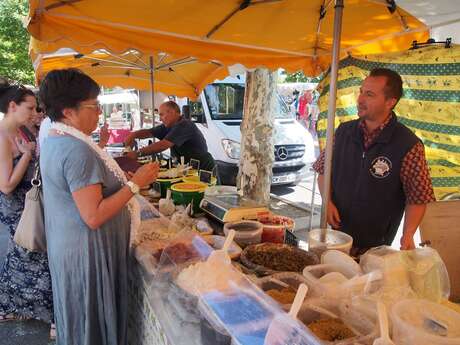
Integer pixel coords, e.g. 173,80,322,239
240,243,319,276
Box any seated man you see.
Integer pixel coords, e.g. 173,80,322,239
124,101,215,171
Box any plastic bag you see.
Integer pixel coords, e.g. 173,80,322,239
391,299,460,345
400,247,451,302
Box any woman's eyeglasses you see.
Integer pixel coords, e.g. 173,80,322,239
79,102,103,111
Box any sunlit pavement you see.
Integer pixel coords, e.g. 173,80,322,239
0,226,54,345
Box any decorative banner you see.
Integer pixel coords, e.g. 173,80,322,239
317,45,460,201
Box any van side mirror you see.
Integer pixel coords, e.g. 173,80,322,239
192,113,205,123
182,105,191,119
189,100,206,123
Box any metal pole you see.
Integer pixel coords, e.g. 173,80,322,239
309,171,318,231
320,0,344,240
149,56,156,142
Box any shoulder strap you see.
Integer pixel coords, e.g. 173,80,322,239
31,161,41,187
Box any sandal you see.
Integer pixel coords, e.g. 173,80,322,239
49,323,56,340
0,314,18,322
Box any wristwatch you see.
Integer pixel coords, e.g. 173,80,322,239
126,181,140,194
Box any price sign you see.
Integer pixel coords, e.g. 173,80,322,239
284,229,299,247
199,170,212,184
153,182,161,193
189,158,200,170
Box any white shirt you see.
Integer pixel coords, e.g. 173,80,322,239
38,117,52,149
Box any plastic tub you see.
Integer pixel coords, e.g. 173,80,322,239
171,182,208,214
308,229,353,257
258,214,295,244
182,175,217,186
255,272,310,310
156,177,183,198
391,299,460,345
203,235,242,260
223,220,263,248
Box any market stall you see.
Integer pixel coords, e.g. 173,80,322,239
123,163,460,345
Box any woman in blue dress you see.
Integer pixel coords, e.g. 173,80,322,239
39,69,159,345
0,81,53,323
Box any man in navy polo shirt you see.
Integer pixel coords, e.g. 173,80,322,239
313,68,435,254
124,101,215,171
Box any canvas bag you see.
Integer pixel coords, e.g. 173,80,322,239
13,163,47,252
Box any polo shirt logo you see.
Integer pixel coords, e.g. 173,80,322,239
370,156,392,178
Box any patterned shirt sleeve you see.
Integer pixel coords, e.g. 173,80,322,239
400,142,436,204
312,149,325,174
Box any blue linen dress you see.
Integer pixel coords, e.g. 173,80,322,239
0,155,53,322
40,136,131,345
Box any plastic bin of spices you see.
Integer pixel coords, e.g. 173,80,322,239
257,213,295,244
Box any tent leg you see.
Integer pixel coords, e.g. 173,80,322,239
320,0,344,239
149,56,156,142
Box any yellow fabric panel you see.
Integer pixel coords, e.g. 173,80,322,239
27,0,428,76
429,165,460,179
397,100,460,127
410,128,460,148
359,45,460,64
433,187,458,201
425,147,460,167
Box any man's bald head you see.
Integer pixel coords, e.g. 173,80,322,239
159,101,181,127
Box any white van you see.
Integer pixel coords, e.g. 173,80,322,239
186,76,316,186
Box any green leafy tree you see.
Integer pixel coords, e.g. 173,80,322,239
284,71,309,83
282,70,323,83
0,0,34,85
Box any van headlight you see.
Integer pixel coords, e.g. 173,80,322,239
221,139,241,159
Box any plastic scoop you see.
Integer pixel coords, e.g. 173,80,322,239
288,283,308,318
303,303,338,319
269,277,290,289
206,229,235,266
159,189,175,216
264,282,322,345
373,301,395,345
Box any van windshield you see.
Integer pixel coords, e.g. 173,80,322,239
204,83,292,120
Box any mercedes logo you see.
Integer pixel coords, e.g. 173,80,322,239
276,146,288,160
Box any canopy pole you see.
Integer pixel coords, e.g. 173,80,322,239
320,0,344,241
149,55,156,142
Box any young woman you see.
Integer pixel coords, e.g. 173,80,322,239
0,81,53,323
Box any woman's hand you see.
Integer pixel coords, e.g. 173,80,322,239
15,137,35,155
130,162,159,188
98,123,110,148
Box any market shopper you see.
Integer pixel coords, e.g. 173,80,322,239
0,81,53,323
313,68,435,254
124,100,216,171
39,68,159,345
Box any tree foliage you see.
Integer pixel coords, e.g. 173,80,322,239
283,71,323,83
284,71,309,83
0,0,34,85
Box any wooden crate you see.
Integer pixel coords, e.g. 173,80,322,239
420,200,460,302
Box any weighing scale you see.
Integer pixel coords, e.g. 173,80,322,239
200,193,269,223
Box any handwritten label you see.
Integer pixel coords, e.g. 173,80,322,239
199,170,212,184
190,158,200,170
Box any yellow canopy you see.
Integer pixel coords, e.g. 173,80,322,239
32,44,229,99
28,0,429,76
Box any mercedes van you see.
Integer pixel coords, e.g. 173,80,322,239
187,76,316,186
